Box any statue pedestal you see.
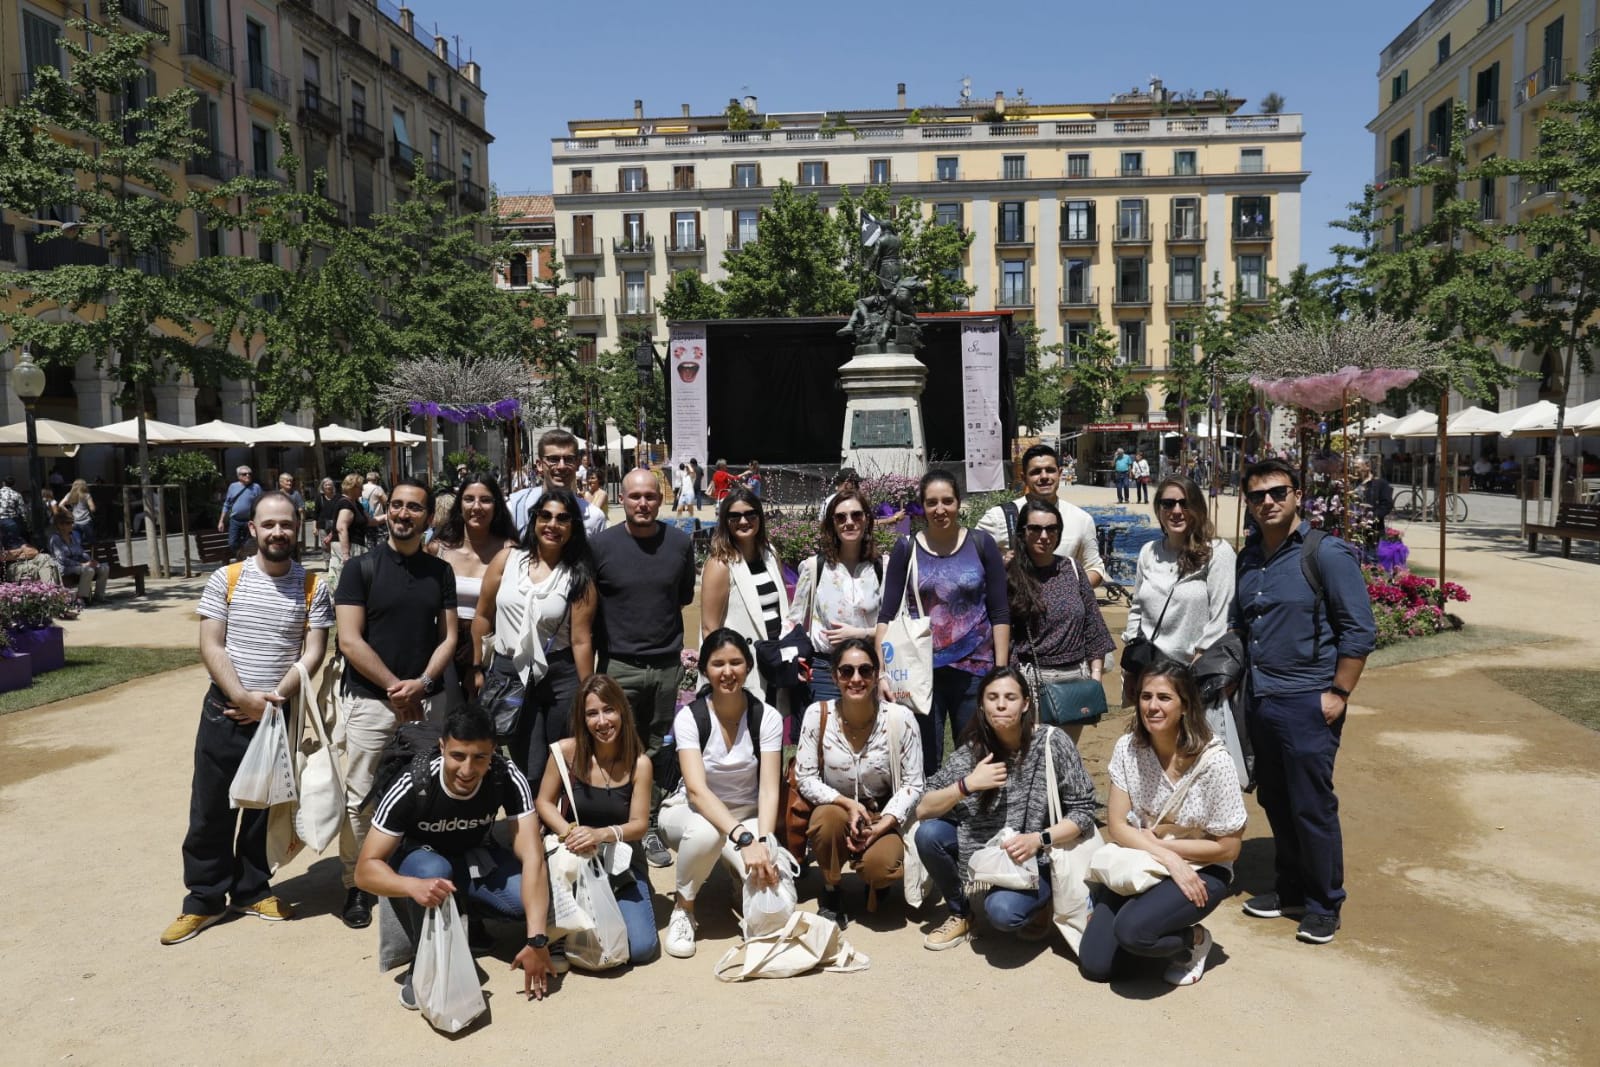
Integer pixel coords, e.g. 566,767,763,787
838,344,927,479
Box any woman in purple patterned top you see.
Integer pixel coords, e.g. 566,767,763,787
876,470,1010,773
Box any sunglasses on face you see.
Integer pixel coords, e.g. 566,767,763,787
834,510,866,524
835,663,877,680
1022,523,1061,538
1157,497,1187,511
1244,485,1294,507
727,509,759,525
535,510,574,525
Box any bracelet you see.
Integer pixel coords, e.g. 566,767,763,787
957,776,971,798
558,826,574,843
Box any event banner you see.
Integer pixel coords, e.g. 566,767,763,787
668,324,708,468
961,321,1005,492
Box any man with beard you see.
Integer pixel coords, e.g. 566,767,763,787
334,477,459,929
507,430,608,538
162,492,334,945
976,443,1106,584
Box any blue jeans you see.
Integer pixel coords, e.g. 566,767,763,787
920,666,982,773
614,869,661,964
227,514,252,551
1249,690,1345,917
914,819,1052,931
394,843,525,938
1078,866,1232,981
1114,472,1131,502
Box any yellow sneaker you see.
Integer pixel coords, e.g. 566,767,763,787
923,913,970,951
160,912,226,946
232,896,295,922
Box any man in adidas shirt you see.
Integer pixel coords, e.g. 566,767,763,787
358,706,553,1006
161,492,334,946
975,443,1106,585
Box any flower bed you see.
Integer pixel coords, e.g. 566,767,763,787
0,581,78,631
1364,566,1471,646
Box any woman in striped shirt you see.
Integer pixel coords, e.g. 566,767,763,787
699,486,790,704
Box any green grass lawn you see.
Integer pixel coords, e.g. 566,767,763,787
1484,668,1600,732
0,646,199,716
1368,624,1556,669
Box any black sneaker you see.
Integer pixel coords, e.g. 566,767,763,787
817,888,848,930
642,829,672,868
342,887,374,929
398,970,417,1011
1242,892,1306,920
1296,913,1341,944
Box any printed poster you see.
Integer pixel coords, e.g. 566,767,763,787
961,321,1004,492
668,324,708,469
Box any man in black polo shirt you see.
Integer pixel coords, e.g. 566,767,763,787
358,706,553,1008
336,477,458,929
591,468,696,866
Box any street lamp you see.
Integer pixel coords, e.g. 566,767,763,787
11,343,49,545
633,335,654,470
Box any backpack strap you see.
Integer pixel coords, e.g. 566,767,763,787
1300,529,1328,635
689,693,765,756
224,560,245,604
1000,499,1020,548
302,572,319,632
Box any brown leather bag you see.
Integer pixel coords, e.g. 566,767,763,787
781,701,829,858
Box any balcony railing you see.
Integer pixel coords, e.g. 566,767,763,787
562,238,602,258
130,250,174,277
1113,223,1152,244
180,25,234,75
613,235,654,256
1059,224,1099,245
425,160,455,184
1511,176,1560,204
1413,140,1449,166
1468,99,1501,135
246,61,289,104
1166,222,1206,243
1114,284,1151,305
1118,165,1147,178
1237,285,1269,304
458,179,486,210
185,149,242,182
319,196,349,227
568,298,602,318
1115,349,1150,368
25,233,110,270
102,0,170,35
1515,58,1568,106
728,233,758,250
1058,285,1098,307
667,234,706,254
995,226,1034,248
1478,193,1500,221
346,117,383,156
298,88,340,132
995,287,1035,309
1165,284,1204,305
614,297,653,318
389,140,420,175
1234,220,1273,241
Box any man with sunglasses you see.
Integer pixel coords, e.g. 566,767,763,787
1231,459,1375,945
976,443,1106,586
333,477,459,929
508,429,608,539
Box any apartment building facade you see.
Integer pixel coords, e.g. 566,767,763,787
1371,0,1600,410
550,86,1306,417
0,0,491,470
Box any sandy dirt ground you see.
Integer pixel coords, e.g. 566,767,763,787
1,485,1596,1065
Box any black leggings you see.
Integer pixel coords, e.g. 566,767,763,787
1078,865,1232,982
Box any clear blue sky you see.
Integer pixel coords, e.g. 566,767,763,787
422,0,1416,272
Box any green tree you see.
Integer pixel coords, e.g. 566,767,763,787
1064,322,1142,422
832,184,975,313
0,16,262,567
719,181,852,317
657,268,727,322
1009,320,1068,432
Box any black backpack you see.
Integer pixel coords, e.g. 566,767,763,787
362,720,512,812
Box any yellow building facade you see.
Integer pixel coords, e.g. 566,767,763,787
1371,0,1600,410
550,85,1306,422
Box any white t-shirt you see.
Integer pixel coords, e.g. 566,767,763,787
673,700,784,809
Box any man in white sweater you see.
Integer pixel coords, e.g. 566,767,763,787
976,444,1105,586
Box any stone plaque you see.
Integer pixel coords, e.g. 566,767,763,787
851,409,914,449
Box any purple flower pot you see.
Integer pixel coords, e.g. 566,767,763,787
0,650,32,693
8,625,64,673
1376,540,1410,573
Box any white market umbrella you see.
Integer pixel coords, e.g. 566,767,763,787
1336,413,1397,437
96,417,192,444
1395,405,1498,439
1368,409,1436,439
316,422,371,445
250,421,317,446
184,419,258,446
1166,419,1240,440
360,427,426,446
0,418,137,446
621,433,639,449
1505,398,1600,437
1487,400,1561,437
1569,398,1600,433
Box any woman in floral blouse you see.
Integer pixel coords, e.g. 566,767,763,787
794,638,923,928
786,489,883,704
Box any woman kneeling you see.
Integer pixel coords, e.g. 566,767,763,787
794,638,923,928
914,667,1097,950
1079,660,1246,987
657,628,783,959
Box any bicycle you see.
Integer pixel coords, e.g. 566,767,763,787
1392,487,1468,523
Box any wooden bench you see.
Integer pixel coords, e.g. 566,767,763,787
89,542,149,596
194,529,234,565
1526,503,1600,558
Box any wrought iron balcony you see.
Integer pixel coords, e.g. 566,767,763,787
568,298,603,318
346,117,383,157
389,140,420,176
995,286,1035,309
995,225,1034,248
1233,220,1273,241
185,149,242,182
1166,222,1206,243
613,235,654,257
246,61,289,104
1059,224,1099,246
1113,223,1152,244
562,238,602,259
1113,283,1151,305
614,296,654,319
25,232,110,270
458,179,486,210
1468,99,1501,137
180,25,234,75
1165,284,1204,306
298,88,340,134
102,0,170,35
1058,285,1098,308
1515,58,1568,106
425,161,454,184
666,234,706,254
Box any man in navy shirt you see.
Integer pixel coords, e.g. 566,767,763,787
1231,458,1376,945
217,466,263,551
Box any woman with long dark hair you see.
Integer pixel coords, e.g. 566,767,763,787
473,487,597,782
1008,495,1115,744
428,477,516,712
912,667,1096,951
876,469,1011,771
786,488,883,704
1079,660,1245,986
535,673,660,969
699,485,790,703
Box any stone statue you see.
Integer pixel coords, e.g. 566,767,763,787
837,218,925,350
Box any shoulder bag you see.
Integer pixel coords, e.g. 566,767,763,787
756,554,817,690
1086,746,1212,896
1044,725,1104,952
882,537,933,715
780,701,829,858
1020,558,1110,727
1120,567,1179,707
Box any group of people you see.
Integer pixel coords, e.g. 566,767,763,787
165,435,1376,1011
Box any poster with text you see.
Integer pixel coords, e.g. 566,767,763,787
669,324,708,470
961,321,1005,491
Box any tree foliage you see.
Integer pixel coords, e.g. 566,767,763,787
1009,320,1068,432
1064,322,1143,421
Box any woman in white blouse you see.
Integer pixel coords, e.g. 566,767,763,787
700,486,791,702
786,489,883,704
794,638,923,928
1079,660,1246,987
1122,476,1244,782
472,488,597,783
658,628,783,959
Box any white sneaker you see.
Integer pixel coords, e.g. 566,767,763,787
1163,924,1214,986
664,907,698,959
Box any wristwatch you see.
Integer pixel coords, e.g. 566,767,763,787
419,673,438,696
526,934,549,950
1329,684,1351,700
731,829,756,850
1038,830,1053,855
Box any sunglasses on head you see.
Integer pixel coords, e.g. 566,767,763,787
835,663,877,680
1244,485,1294,506
1157,497,1187,511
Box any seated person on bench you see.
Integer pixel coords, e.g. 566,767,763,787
356,706,554,1008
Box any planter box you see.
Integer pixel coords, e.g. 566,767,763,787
8,625,64,673
0,650,32,693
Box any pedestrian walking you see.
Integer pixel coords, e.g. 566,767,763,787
1113,449,1133,504
218,466,262,552
1133,451,1151,504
